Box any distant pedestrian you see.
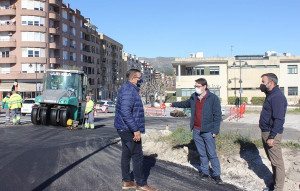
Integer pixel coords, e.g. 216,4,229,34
114,69,157,191
84,96,94,129
170,78,223,185
8,90,23,125
259,73,287,191
2,92,11,124
235,97,240,107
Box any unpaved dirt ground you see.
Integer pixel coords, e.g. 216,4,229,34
142,129,300,191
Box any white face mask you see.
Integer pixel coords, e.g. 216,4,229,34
195,88,202,95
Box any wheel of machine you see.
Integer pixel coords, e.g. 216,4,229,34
50,109,58,126
40,108,49,125
59,107,71,127
31,108,40,125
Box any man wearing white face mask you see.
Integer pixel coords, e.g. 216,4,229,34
170,78,223,185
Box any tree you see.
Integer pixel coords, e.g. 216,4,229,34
140,77,173,105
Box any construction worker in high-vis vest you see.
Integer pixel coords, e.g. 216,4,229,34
85,95,95,129
8,90,23,125
2,92,11,124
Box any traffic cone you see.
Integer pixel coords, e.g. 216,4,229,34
94,110,97,117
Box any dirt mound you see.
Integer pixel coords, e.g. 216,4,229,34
142,129,300,191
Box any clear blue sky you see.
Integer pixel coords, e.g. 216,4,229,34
64,0,300,58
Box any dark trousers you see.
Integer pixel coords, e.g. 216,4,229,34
117,130,146,186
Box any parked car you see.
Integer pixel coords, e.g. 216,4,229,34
21,98,35,116
95,101,107,113
95,100,116,113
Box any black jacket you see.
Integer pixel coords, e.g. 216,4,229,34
259,86,287,138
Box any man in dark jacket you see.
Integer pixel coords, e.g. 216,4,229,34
114,69,157,191
171,78,223,185
259,73,287,191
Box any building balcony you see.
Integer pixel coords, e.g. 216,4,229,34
49,57,61,64
49,27,60,34
0,39,16,47
49,42,60,49
21,9,46,17
0,55,16,64
21,25,46,32
49,0,61,6
0,7,16,16
20,42,46,48
49,12,60,20
0,24,16,32
21,57,47,64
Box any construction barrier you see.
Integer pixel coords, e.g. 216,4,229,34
145,107,163,117
229,103,246,121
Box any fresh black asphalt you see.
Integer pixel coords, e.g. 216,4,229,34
0,118,241,191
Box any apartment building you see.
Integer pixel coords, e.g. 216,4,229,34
0,0,112,101
172,52,300,105
123,53,140,71
99,33,124,100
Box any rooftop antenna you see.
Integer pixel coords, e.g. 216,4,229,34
231,45,234,57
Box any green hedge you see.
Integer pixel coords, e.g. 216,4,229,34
181,96,190,101
228,96,248,105
165,96,177,103
251,97,265,105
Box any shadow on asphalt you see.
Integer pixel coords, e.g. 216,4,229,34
144,154,157,180
236,139,273,188
31,140,120,191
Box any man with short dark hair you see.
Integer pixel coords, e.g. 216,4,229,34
259,73,287,191
114,69,157,191
171,78,223,185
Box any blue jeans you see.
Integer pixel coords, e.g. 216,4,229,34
117,130,146,186
193,129,221,177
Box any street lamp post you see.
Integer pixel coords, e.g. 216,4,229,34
233,60,248,107
29,63,43,97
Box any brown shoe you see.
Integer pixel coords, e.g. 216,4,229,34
122,181,137,190
136,185,158,191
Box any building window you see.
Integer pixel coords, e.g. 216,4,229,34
62,37,68,47
186,67,204,76
209,66,219,75
34,51,39,57
279,87,284,95
288,65,298,74
62,23,68,32
22,32,45,42
21,0,45,11
182,88,194,97
22,48,45,57
288,87,298,96
63,51,68,60
210,88,220,96
28,50,33,57
62,9,68,19
21,16,45,27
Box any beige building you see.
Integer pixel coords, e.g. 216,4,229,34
0,0,127,102
172,53,300,105
99,33,124,100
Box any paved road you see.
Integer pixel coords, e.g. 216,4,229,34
0,117,240,191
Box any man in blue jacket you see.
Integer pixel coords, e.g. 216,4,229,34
114,69,157,191
171,78,223,185
259,73,287,191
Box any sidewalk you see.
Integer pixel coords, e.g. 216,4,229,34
225,113,300,131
